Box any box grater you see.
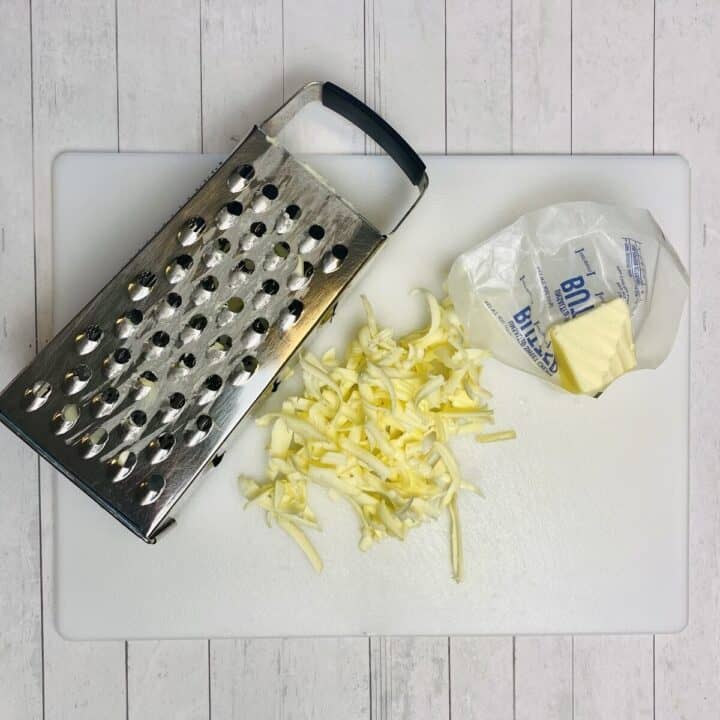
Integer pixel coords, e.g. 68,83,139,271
0,81,428,542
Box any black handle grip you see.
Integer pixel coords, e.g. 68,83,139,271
321,82,426,187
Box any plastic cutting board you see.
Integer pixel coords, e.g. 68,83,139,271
52,153,689,639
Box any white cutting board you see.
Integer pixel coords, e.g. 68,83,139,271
52,153,689,639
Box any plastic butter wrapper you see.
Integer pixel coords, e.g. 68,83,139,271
447,202,689,394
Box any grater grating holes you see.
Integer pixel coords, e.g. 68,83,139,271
104,347,132,378
275,204,301,234
251,184,279,214
253,278,279,310
216,201,244,230
178,216,206,247
169,392,186,409
250,221,267,237
52,403,80,435
240,222,267,252
62,364,92,395
273,241,291,258
92,386,120,418
204,374,223,391
130,410,147,427
322,244,349,273
241,318,269,350
203,238,231,268
166,254,194,283
102,387,120,404
180,353,197,369
230,355,258,386
287,260,314,291
192,276,219,306
227,164,255,193
189,315,208,331
170,352,197,380
120,410,147,442
148,433,175,464
179,314,207,346
0,122,402,541
79,427,108,459
278,300,304,331
184,414,213,446
158,292,183,320
207,334,232,361
230,259,255,286
157,392,185,423
265,241,291,271
109,449,137,482
217,297,244,326
197,374,223,405
25,380,52,412
262,278,280,295
132,371,158,400
135,474,166,506
76,325,103,355
152,331,170,347
299,224,324,254
61,181,334,469
128,271,157,301
115,308,144,339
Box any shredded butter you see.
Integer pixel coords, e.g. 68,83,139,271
239,292,514,581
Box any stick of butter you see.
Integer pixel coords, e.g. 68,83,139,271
549,298,637,396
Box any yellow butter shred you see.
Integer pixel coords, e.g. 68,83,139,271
239,292,514,582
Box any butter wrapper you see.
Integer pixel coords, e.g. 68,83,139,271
447,201,688,391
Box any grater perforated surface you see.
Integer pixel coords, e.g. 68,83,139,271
0,81,428,542
0,126,388,541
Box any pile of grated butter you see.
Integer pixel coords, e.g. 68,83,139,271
240,292,514,581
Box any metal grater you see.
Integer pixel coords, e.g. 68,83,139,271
0,82,428,542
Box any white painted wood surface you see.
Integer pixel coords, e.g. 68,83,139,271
515,637,572,720
446,0,511,153
654,2,720,719
117,0,202,153
372,637,449,720
574,635,654,720
211,639,369,720
450,637,512,720
512,0,570,153
127,641,209,720
1,1,718,718
200,0,283,154
0,3,42,720
571,0,654,154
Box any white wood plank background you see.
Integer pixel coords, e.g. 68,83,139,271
0,1,718,718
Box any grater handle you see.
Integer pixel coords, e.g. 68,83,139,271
261,82,428,234
320,83,426,188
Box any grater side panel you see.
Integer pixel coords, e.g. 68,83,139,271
0,128,386,540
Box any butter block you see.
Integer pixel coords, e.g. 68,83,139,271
549,298,637,395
